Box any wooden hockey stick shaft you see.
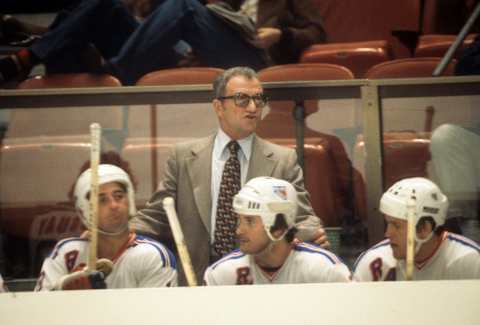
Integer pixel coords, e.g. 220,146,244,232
88,123,101,272
405,194,416,280
163,197,198,286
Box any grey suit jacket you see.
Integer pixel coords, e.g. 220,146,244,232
131,133,320,284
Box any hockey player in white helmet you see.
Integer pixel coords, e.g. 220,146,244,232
354,177,480,281
35,164,177,290
204,177,351,285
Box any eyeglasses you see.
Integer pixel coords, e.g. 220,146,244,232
217,92,269,108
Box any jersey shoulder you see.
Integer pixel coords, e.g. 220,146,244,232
205,250,249,285
354,239,393,269
209,249,248,271
130,235,176,269
49,236,88,258
444,232,480,255
294,242,344,266
443,232,480,267
293,243,351,282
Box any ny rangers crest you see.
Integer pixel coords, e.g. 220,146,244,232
272,185,287,200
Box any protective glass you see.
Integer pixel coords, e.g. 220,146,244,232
218,92,268,108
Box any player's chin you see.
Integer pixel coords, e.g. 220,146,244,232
239,241,253,254
391,246,405,259
103,223,128,234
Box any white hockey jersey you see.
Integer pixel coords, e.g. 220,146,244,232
35,233,177,290
353,232,480,281
204,242,351,285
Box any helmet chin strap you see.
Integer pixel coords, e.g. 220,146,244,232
414,231,434,254
253,227,289,257
396,231,435,275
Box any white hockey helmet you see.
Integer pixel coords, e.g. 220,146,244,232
233,177,297,241
74,164,136,230
380,177,449,229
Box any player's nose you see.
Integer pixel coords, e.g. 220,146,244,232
385,224,394,239
236,221,245,236
107,197,121,210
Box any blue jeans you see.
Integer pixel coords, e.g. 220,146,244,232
30,0,268,85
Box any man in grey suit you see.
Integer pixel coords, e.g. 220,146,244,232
131,66,328,285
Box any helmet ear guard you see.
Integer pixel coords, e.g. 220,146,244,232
73,164,136,234
233,177,297,241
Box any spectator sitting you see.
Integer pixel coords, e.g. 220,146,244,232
0,0,325,86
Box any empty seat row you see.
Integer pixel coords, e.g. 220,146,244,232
14,55,459,92
298,35,471,78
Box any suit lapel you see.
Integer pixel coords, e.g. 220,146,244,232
247,135,277,180
186,136,215,233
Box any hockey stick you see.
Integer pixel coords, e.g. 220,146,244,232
88,123,101,272
163,197,198,286
54,123,112,290
405,193,416,280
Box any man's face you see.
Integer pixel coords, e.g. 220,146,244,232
385,215,408,259
97,182,130,234
236,214,270,255
214,75,264,140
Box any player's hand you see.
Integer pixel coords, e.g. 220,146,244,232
251,27,282,49
310,228,330,249
59,269,107,290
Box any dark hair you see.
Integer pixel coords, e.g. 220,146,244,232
213,66,258,98
270,213,297,243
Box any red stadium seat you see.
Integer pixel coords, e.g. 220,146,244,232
269,138,339,227
300,40,393,78
414,34,476,58
258,63,357,226
17,73,122,89
136,67,224,86
353,132,432,221
365,57,456,78
259,63,354,81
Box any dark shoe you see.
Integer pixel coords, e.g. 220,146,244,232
0,15,45,47
0,55,32,87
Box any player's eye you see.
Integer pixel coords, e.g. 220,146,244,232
113,191,126,201
245,217,256,226
99,196,109,205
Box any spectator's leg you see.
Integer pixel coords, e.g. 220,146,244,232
30,0,138,71
109,0,268,85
